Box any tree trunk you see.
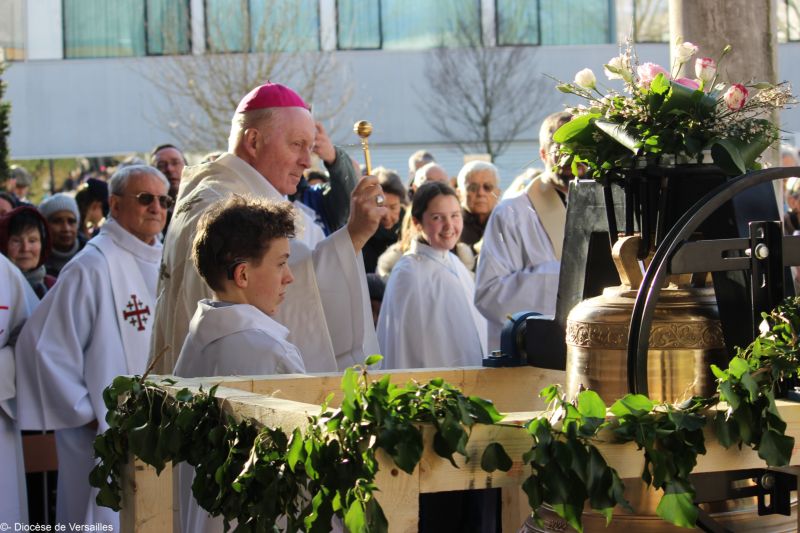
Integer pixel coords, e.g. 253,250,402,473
669,0,777,85
670,0,780,178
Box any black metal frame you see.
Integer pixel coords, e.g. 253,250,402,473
626,166,800,395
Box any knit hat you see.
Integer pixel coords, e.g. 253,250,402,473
39,193,81,223
235,83,309,114
10,166,33,187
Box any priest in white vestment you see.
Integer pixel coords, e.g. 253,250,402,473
0,254,38,523
377,182,487,369
14,165,169,530
150,83,386,375
475,112,575,351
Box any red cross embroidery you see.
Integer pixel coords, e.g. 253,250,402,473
122,294,150,332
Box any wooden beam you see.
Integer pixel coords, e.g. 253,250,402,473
374,450,420,533
120,457,173,533
160,366,566,413
123,372,800,533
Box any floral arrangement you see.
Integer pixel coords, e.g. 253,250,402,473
553,40,795,180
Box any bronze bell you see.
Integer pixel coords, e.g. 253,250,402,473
565,235,721,403
522,235,797,533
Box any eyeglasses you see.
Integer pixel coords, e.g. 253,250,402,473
466,183,496,194
118,192,173,209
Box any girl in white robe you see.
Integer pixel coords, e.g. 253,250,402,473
377,181,487,370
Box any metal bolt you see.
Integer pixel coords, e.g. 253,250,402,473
754,243,770,260
489,350,503,359
761,473,775,490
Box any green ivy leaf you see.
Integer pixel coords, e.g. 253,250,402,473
344,499,366,533
656,483,697,528
758,429,794,466
468,396,504,424
577,390,606,419
364,354,383,367
286,428,304,471
610,394,653,417
728,356,750,379
481,442,513,473
341,367,360,421
174,388,193,403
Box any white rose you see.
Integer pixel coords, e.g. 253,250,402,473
574,68,596,90
674,41,698,63
604,55,632,82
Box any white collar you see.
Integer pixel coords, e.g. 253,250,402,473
215,153,286,201
100,218,162,263
410,239,451,264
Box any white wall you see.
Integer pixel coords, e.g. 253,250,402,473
5,42,800,188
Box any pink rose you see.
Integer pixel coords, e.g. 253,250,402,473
695,57,716,84
674,77,700,90
723,84,748,111
636,63,670,88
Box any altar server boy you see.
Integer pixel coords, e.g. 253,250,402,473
174,195,307,532
173,194,305,377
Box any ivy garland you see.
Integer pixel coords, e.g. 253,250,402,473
91,298,800,533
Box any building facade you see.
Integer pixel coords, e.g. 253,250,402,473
2,0,799,188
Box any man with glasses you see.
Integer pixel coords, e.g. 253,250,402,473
475,112,577,351
456,161,500,253
14,165,169,531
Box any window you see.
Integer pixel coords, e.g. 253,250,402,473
496,0,539,46
63,0,190,58
632,0,668,42
0,0,25,60
337,0,481,50
539,0,613,45
146,0,191,55
205,0,320,53
496,0,613,46
778,0,800,42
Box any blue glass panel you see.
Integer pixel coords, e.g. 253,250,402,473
64,0,146,58
497,0,539,46
147,0,191,55
250,0,320,52
206,0,248,52
381,0,481,49
539,0,611,45
337,0,380,49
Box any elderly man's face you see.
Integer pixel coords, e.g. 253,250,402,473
110,172,169,244
153,147,185,199
251,107,315,196
48,210,79,252
426,166,449,184
463,169,498,218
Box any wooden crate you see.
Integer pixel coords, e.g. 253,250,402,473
119,366,800,532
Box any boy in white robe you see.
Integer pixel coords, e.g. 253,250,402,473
14,165,169,530
173,195,305,532
0,253,38,523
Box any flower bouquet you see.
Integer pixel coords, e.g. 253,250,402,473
553,40,795,180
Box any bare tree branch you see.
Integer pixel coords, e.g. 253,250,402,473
136,0,352,153
419,17,558,161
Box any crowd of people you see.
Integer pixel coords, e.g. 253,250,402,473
3,79,799,533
